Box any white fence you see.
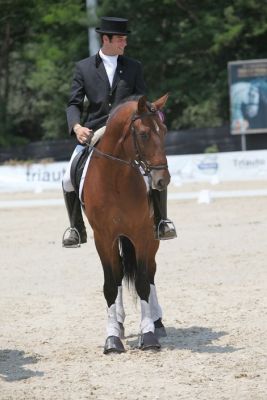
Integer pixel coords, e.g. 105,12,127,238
1,150,267,193
168,149,267,185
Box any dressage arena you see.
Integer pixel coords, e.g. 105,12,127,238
0,181,266,400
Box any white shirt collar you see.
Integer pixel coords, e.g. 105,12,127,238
99,49,118,65
99,49,118,86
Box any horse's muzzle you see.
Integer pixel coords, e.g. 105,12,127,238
151,169,170,190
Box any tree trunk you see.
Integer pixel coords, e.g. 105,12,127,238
1,21,11,129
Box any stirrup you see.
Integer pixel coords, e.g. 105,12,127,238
156,219,177,240
62,227,81,248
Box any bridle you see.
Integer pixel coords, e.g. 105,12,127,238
130,109,169,174
87,105,169,176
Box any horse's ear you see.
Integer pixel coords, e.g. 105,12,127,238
153,93,169,110
137,95,147,114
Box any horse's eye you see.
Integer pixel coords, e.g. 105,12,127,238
139,131,149,140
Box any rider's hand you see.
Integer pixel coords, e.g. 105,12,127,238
73,124,93,144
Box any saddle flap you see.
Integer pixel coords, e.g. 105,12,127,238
70,147,92,197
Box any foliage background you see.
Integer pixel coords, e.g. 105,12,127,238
1,0,267,147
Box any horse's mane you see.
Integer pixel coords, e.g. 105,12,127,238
119,94,144,103
109,95,144,118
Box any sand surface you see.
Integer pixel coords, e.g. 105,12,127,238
0,183,266,399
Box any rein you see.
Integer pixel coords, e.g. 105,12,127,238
87,107,168,175
86,144,138,169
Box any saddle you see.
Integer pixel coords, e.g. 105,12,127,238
70,126,106,200
70,146,92,198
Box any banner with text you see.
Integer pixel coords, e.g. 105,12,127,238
1,150,267,192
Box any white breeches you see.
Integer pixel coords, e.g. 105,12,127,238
62,144,84,192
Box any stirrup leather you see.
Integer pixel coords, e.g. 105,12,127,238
156,219,177,240
62,227,81,248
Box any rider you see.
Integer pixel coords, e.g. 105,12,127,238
62,16,176,247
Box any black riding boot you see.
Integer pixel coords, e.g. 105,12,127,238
151,189,177,240
62,190,87,247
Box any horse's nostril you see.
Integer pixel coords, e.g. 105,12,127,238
157,179,165,189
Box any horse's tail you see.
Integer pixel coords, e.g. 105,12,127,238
119,236,137,288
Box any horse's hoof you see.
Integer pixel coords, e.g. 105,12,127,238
103,336,125,354
139,331,161,351
154,318,167,338
118,322,125,339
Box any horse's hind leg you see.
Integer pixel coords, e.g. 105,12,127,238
149,284,167,338
94,234,125,354
115,285,125,338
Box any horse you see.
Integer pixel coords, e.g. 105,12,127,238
83,94,171,354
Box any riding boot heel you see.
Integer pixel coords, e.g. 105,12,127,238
151,189,177,240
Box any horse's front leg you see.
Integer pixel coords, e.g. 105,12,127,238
145,239,167,338
94,234,125,354
149,284,167,338
135,256,161,351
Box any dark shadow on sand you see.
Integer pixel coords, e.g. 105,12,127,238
0,349,44,382
126,326,239,353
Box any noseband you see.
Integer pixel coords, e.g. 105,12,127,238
89,105,169,175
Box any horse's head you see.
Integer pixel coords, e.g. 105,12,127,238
129,94,170,190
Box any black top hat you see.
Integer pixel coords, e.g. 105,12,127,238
95,17,131,35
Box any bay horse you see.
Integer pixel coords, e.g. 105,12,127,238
83,94,170,354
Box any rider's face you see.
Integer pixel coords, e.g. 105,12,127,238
102,35,127,56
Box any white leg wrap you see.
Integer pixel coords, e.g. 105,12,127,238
106,304,121,337
115,286,125,324
140,300,155,334
149,284,163,322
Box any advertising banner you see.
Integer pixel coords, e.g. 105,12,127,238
0,162,66,192
228,59,267,135
1,151,267,193
167,150,267,184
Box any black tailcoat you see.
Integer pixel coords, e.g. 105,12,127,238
66,52,146,135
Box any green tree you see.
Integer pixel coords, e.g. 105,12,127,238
1,0,267,148
0,0,88,146
98,0,267,129
0,0,38,145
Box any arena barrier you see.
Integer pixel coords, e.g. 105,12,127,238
0,150,267,193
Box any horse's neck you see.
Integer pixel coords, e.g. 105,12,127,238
98,127,120,152
99,116,129,156
96,102,136,162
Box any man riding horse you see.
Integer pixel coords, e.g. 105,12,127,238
62,16,176,247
